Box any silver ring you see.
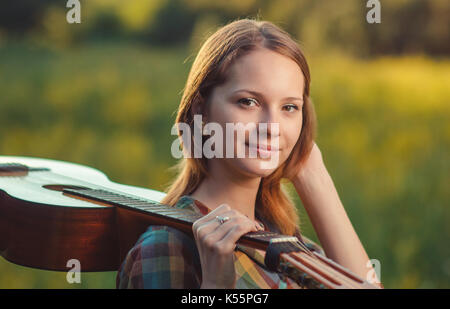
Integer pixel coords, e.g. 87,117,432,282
216,215,230,225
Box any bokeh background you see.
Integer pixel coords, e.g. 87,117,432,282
0,0,449,288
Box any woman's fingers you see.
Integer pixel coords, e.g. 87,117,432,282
192,204,230,228
196,208,258,238
192,204,230,238
215,217,260,252
205,213,261,253
194,208,244,246
193,205,262,251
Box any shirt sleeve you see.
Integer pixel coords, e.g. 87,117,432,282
116,225,202,289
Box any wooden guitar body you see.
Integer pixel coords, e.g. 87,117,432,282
0,156,166,272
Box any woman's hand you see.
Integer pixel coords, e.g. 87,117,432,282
192,204,263,289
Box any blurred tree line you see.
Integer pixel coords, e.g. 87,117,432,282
0,0,448,57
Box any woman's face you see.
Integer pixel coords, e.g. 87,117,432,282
204,48,305,178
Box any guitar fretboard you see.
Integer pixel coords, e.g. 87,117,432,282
62,187,308,250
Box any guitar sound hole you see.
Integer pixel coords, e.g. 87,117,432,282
43,184,90,192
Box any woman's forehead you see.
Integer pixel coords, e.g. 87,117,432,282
221,49,305,96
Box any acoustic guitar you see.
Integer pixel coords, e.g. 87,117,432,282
0,156,380,289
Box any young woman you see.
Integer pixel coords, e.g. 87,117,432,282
117,19,381,289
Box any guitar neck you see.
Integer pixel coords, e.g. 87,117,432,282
62,187,286,251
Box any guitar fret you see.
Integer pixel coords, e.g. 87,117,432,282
132,205,200,217
122,203,161,208
92,195,158,206
135,205,176,210
132,205,200,221
157,211,199,220
69,189,174,212
89,191,148,202
113,199,148,204
103,199,144,206
91,192,168,210
104,197,146,204
152,210,185,215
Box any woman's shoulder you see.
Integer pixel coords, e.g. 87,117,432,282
130,195,202,254
132,195,202,246
116,196,202,289
135,225,195,248
117,224,201,288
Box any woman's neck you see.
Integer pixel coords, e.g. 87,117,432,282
190,160,261,221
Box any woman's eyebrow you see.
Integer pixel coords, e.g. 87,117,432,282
232,89,303,102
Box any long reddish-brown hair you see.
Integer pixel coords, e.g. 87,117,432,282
162,18,317,235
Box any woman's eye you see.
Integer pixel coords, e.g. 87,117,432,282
283,104,299,112
238,98,258,107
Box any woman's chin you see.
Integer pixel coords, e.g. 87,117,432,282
234,158,279,178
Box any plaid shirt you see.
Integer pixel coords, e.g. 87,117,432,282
116,196,325,289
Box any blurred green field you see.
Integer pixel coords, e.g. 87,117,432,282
0,41,449,288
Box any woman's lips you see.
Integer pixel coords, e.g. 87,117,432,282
245,143,280,157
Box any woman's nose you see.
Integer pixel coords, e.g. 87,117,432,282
258,109,280,138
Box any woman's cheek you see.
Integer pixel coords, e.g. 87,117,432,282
284,126,302,156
